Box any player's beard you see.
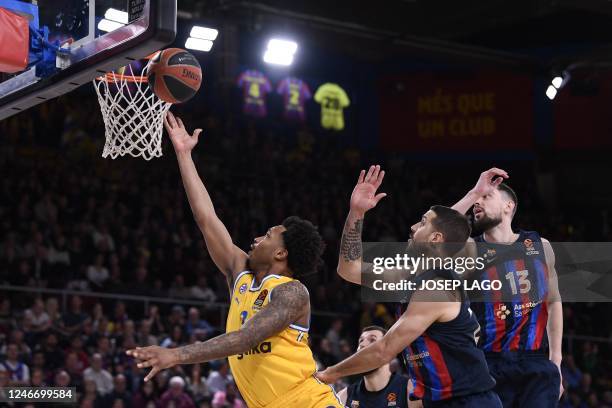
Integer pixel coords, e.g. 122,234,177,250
474,214,502,233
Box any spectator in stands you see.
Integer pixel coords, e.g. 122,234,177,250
169,275,191,299
54,369,71,387
38,332,64,371
84,353,113,396
87,254,109,289
0,298,15,333
185,308,213,340
317,338,336,368
136,320,158,347
65,351,84,389
23,298,51,337
45,297,62,330
186,364,209,403
563,354,583,390
30,367,46,387
62,295,90,335
166,306,186,329
95,336,113,368
325,318,343,359
132,379,160,408
206,360,231,395
160,376,195,408
80,378,104,408
127,266,151,296
189,276,217,303
106,373,132,406
211,381,245,408
30,351,46,376
112,302,129,331
160,325,185,348
143,305,166,337
0,344,30,386
1,329,31,361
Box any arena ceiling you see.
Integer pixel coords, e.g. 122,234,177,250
179,0,612,72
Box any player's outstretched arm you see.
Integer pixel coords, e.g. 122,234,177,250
451,168,509,214
165,111,247,283
316,292,450,383
542,238,564,398
127,281,308,381
337,165,386,285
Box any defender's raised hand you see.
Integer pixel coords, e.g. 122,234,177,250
164,111,202,154
350,165,387,215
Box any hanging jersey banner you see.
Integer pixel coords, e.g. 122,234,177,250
277,77,312,122
314,83,350,130
237,70,272,118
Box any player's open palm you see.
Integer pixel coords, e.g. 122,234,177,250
164,111,202,154
350,165,387,214
127,346,179,382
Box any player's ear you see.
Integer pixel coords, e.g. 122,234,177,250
430,231,444,243
274,248,288,261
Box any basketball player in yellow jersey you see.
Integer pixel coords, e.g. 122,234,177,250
127,112,342,408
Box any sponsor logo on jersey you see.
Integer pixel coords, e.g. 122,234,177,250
236,341,272,359
514,301,541,317
495,303,511,320
239,283,247,294
387,392,397,406
484,248,497,263
524,238,540,255
252,289,268,311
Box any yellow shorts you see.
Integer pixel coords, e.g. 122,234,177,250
265,376,343,408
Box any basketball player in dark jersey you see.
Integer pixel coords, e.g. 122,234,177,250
451,168,563,407
339,326,409,408
316,166,501,408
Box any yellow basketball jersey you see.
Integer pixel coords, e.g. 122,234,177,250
226,271,318,407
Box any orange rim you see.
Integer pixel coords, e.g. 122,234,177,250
97,72,148,83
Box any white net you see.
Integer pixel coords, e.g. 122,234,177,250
93,60,172,160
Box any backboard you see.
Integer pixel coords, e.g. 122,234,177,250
0,0,176,120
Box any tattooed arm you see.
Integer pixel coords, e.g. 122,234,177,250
126,281,309,381
337,166,386,285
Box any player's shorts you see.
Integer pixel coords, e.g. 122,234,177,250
421,390,502,408
265,376,343,408
485,351,561,408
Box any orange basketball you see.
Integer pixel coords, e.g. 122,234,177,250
146,48,202,104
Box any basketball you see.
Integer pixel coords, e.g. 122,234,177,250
147,48,202,104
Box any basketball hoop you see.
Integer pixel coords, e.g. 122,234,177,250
93,57,171,160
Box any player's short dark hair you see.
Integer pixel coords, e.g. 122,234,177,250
429,205,471,256
361,325,387,336
498,183,518,217
281,216,324,277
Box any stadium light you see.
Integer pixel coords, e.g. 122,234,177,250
98,19,124,33
104,8,129,24
190,26,219,41
546,71,570,100
263,38,298,66
185,37,214,52
186,25,218,52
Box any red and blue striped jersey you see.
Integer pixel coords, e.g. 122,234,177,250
472,230,550,353
397,269,496,402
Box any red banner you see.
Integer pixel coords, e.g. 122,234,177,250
379,72,534,151
554,75,612,149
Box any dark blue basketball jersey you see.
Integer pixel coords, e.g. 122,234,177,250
345,373,408,408
472,230,550,353
397,269,496,402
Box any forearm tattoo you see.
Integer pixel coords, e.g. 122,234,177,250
177,281,309,364
340,217,363,262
